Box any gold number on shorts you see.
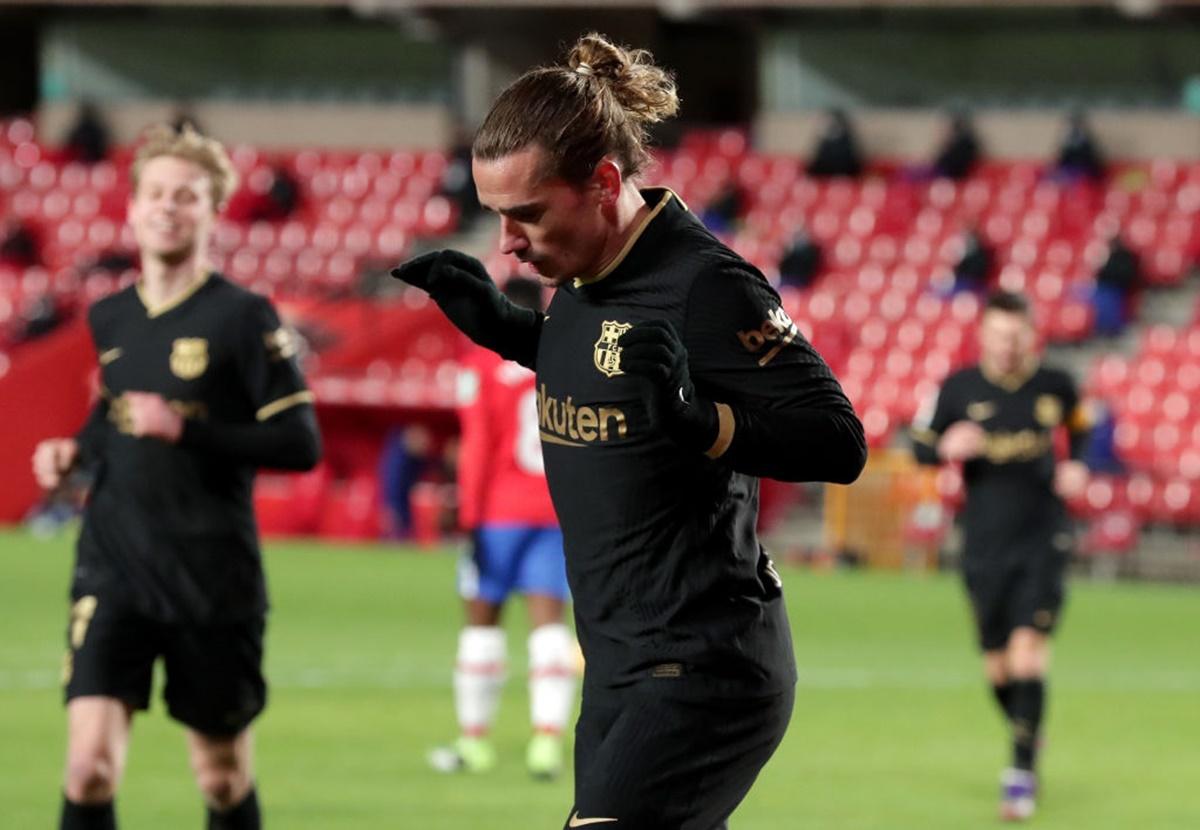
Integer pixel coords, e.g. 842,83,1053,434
69,595,99,649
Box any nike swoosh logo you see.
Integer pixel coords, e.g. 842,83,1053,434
568,812,619,827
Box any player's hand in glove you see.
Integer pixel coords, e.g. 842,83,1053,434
392,249,509,339
618,320,719,452
392,250,540,366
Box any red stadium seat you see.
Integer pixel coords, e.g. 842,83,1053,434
1149,479,1200,527
1081,511,1139,557
317,474,382,541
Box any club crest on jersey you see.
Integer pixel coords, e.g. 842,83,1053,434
1035,394,1062,427
594,320,632,378
170,338,209,380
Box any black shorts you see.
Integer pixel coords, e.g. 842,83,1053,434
62,594,266,736
565,679,795,830
963,545,1068,652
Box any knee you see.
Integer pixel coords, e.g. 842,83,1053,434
64,753,119,803
194,764,252,810
1007,635,1049,679
982,653,1008,686
1009,652,1046,679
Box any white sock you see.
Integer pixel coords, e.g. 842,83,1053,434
527,623,577,735
454,626,507,737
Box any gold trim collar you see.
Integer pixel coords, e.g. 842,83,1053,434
573,189,678,289
981,358,1039,392
137,270,211,319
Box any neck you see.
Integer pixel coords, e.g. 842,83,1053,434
982,356,1031,385
594,184,649,271
139,253,206,308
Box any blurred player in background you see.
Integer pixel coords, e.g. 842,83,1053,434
428,276,576,780
394,32,866,830
911,290,1090,822
32,124,321,830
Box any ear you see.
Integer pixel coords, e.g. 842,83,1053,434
590,158,623,206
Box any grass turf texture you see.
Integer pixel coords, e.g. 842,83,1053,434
1,528,1196,828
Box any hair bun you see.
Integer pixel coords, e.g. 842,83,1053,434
566,32,678,125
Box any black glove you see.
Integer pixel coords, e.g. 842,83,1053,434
392,250,540,367
618,320,719,451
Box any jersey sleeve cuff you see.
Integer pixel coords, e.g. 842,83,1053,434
704,402,736,460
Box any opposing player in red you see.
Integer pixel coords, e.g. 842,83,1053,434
428,277,575,780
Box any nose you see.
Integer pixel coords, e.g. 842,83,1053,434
498,216,528,257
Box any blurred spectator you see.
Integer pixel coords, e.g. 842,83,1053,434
807,108,863,178
63,100,111,164
699,179,743,235
777,228,822,288
225,165,300,223
81,247,138,276
17,294,64,341
439,127,482,228
932,110,981,181
1053,110,1105,182
379,424,433,539
262,165,300,219
951,228,993,294
0,217,40,268
26,477,88,538
1091,235,1140,336
1083,401,1124,475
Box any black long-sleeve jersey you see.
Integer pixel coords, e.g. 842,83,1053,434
73,273,319,623
911,363,1090,563
536,189,865,697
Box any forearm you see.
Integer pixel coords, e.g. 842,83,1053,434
180,406,322,471
75,400,111,465
910,427,942,466
477,307,542,369
433,294,542,369
709,400,867,484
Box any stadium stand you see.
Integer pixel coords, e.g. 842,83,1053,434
3,116,1199,540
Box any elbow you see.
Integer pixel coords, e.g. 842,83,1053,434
756,410,867,484
280,417,322,471
826,412,867,485
826,447,866,485
912,449,940,468
294,430,323,471
294,409,323,471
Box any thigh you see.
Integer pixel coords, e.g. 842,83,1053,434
572,690,625,797
162,616,266,736
66,695,135,767
514,527,570,602
64,594,158,712
464,526,526,605
186,726,254,776
1009,545,1069,637
962,563,1014,652
568,685,794,830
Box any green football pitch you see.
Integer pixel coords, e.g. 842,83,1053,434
1,528,1196,829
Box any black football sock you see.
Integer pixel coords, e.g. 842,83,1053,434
1009,678,1046,772
207,788,260,830
61,797,116,830
991,680,1015,721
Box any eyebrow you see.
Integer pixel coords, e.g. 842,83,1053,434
490,201,545,218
